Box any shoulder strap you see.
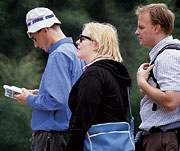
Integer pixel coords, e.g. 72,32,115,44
127,87,135,142
149,44,180,111
150,44,180,66
127,87,134,130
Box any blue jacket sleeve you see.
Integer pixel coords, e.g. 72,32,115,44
27,52,73,111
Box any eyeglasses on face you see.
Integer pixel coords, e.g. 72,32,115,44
30,29,42,42
79,34,93,43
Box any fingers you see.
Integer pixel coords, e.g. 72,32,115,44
138,63,154,71
13,93,19,99
142,62,149,67
138,63,149,70
148,64,154,71
140,89,145,95
13,88,29,104
22,88,27,92
29,89,39,95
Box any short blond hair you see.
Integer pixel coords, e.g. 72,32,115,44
135,3,175,35
83,22,123,62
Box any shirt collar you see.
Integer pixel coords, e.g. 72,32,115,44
49,37,73,54
83,57,110,71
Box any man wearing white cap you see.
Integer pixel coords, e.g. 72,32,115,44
14,7,85,151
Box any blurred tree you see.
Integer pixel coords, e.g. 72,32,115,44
0,0,180,150
172,0,180,39
0,98,32,151
0,50,43,151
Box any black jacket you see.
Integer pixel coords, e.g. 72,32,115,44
66,59,131,151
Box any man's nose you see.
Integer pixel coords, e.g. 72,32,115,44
135,29,139,35
34,41,38,48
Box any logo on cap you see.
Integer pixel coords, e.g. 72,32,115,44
27,14,55,28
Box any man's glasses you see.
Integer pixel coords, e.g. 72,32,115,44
79,34,93,43
30,29,42,42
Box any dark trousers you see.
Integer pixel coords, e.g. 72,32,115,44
30,131,69,151
142,131,178,151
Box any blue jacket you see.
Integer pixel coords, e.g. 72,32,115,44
27,37,85,131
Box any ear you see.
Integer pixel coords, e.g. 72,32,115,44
154,24,161,33
93,42,99,51
43,28,49,33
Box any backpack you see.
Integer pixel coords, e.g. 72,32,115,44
148,44,180,111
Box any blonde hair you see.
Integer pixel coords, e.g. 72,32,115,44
83,22,123,62
135,3,175,35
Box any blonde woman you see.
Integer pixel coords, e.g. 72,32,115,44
66,22,132,151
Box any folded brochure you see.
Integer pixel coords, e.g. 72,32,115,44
3,85,22,99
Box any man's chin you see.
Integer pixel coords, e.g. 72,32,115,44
139,42,145,47
140,43,151,48
139,42,144,46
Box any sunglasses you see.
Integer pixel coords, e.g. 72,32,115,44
79,34,93,43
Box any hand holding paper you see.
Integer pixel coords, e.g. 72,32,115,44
3,85,22,99
3,85,30,104
13,88,30,104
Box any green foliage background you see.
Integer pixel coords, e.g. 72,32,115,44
0,0,180,150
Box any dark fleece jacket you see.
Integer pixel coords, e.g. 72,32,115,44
66,59,131,151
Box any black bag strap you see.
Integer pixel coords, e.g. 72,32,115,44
149,44,180,66
148,44,180,111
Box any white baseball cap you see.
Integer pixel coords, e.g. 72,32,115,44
26,7,61,34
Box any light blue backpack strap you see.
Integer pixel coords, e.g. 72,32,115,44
127,87,135,142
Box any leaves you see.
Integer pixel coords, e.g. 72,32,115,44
0,51,43,151
0,0,180,150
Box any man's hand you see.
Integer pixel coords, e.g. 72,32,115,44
137,63,180,111
137,63,154,87
29,89,39,95
137,63,154,95
13,88,30,105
